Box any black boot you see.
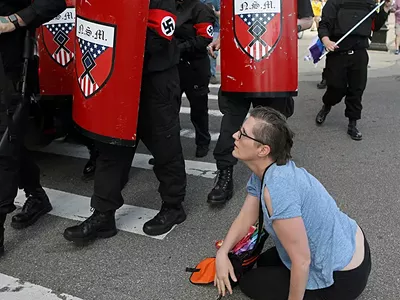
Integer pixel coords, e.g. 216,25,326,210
315,104,331,125
0,214,5,256
207,166,234,205
196,145,209,158
11,188,52,230
347,120,362,141
63,209,117,243
143,203,186,236
83,146,99,179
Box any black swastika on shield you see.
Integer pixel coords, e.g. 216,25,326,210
162,18,175,35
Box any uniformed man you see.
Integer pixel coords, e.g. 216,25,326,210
205,0,314,205
315,0,390,140
0,0,66,256
175,0,216,157
63,0,187,241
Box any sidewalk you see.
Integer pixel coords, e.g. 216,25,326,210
215,13,399,81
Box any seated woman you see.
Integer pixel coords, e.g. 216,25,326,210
214,107,371,300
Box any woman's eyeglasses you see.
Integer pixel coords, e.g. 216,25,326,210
238,129,265,145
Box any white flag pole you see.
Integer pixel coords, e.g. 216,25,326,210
318,0,386,61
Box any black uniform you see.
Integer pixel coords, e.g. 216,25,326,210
0,0,66,254
63,0,187,241
175,0,216,157
207,0,314,205
316,0,389,139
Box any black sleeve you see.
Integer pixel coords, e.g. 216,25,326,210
318,0,339,39
372,5,389,32
17,0,67,28
178,3,216,54
297,0,314,18
146,0,177,55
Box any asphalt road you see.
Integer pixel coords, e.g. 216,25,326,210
1,76,399,300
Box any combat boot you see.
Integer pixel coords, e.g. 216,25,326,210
143,203,186,236
11,188,52,229
207,166,234,205
83,146,99,179
315,104,331,125
0,214,6,256
63,209,117,243
347,120,362,141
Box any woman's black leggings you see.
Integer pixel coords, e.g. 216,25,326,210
239,236,371,300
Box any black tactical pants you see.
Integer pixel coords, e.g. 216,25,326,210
178,57,211,147
322,49,368,120
0,73,42,215
91,66,187,212
213,91,294,170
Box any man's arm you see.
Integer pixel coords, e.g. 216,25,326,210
146,0,177,54
16,0,67,28
178,3,216,54
297,0,314,31
0,0,66,34
372,1,391,32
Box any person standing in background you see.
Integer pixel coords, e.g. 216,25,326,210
311,0,323,30
391,0,400,54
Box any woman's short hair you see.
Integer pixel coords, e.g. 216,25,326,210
249,106,294,165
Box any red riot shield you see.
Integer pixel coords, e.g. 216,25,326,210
37,0,76,96
221,0,298,97
72,0,149,146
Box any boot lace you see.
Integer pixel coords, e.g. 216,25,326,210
214,169,232,190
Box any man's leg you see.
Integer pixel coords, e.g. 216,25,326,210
316,53,348,125
208,90,251,205
0,74,51,253
139,66,187,236
63,141,135,243
182,57,212,157
253,97,294,119
10,146,52,230
344,49,368,141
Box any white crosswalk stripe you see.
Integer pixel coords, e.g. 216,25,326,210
15,188,174,240
0,273,83,300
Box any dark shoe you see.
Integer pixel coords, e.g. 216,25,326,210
317,79,327,89
11,188,52,230
347,120,363,141
143,204,186,236
315,105,331,125
63,209,117,243
0,214,5,256
148,158,155,165
83,147,99,178
196,145,209,158
207,166,234,205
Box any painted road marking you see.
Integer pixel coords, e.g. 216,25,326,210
38,141,218,179
15,188,172,240
0,273,83,300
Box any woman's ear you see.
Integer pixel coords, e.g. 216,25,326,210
258,144,271,158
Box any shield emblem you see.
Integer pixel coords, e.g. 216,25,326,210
234,0,282,61
75,16,116,99
42,7,76,67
